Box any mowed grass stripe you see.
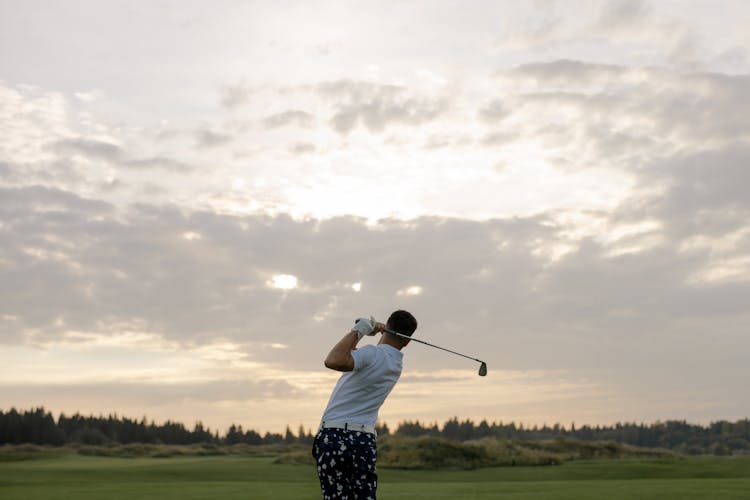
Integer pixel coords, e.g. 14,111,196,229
3,455,750,479
1,455,749,499
381,457,750,482
2,478,750,500
378,479,750,499
0,482,321,500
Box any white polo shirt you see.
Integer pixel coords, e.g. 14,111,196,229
321,344,403,428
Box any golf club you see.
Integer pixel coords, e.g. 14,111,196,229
383,326,488,377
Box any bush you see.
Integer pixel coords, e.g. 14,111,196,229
377,436,563,470
523,437,673,460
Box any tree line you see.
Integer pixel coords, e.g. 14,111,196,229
1,407,748,455
0,407,313,447
385,417,750,455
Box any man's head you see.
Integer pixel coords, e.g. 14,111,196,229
384,310,417,347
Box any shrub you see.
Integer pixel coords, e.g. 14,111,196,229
377,436,563,470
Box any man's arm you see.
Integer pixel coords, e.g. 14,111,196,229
324,319,385,372
324,330,360,372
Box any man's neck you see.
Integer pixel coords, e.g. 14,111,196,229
378,334,405,350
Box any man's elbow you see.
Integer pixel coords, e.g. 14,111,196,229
324,356,352,372
324,356,339,370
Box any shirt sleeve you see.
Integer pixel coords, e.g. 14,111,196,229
351,344,377,371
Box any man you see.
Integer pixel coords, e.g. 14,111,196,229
313,310,418,500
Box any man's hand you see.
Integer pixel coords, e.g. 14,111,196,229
352,317,375,339
372,318,386,334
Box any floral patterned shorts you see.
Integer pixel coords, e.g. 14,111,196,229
311,428,377,499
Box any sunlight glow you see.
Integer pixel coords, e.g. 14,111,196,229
397,285,423,296
264,343,289,350
270,274,298,290
686,256,750,285
182,231,202,241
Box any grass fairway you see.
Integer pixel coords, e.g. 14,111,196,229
1,453,749,499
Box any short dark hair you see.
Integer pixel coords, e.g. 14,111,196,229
387,310,417,337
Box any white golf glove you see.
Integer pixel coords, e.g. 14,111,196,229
352,316,376,339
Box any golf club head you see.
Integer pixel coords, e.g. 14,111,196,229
478,362,487,377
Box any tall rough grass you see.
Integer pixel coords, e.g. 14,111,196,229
377,436,562,469
276,436,676,469
3,436,676,469
0,442,310,460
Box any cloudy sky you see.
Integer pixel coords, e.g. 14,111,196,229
1,0,749,434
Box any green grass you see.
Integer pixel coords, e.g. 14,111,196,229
0,452,748,499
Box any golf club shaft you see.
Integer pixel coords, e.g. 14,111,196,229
383,328,485,364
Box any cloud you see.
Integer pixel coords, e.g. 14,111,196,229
477,100,510,123
596,0,650,31
262,110,314,129
194,128,233,149
1,184,748,391
501,59,629,87
49,140,194,173
493,3,562,51
0,83,70,165
484,61,750,178
610,146,750,283
0,379,298,407
492,0,701,65
480,131,518,147
0,161,16,181
51,138,122,162
316,80,450,134
710,45,750,73
423,134,473,150
0,184,112,215
289,142,316,155
123,157,194,173
0,82,198,202
220,82,252,109
655,146,750,217
490,61,750,237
